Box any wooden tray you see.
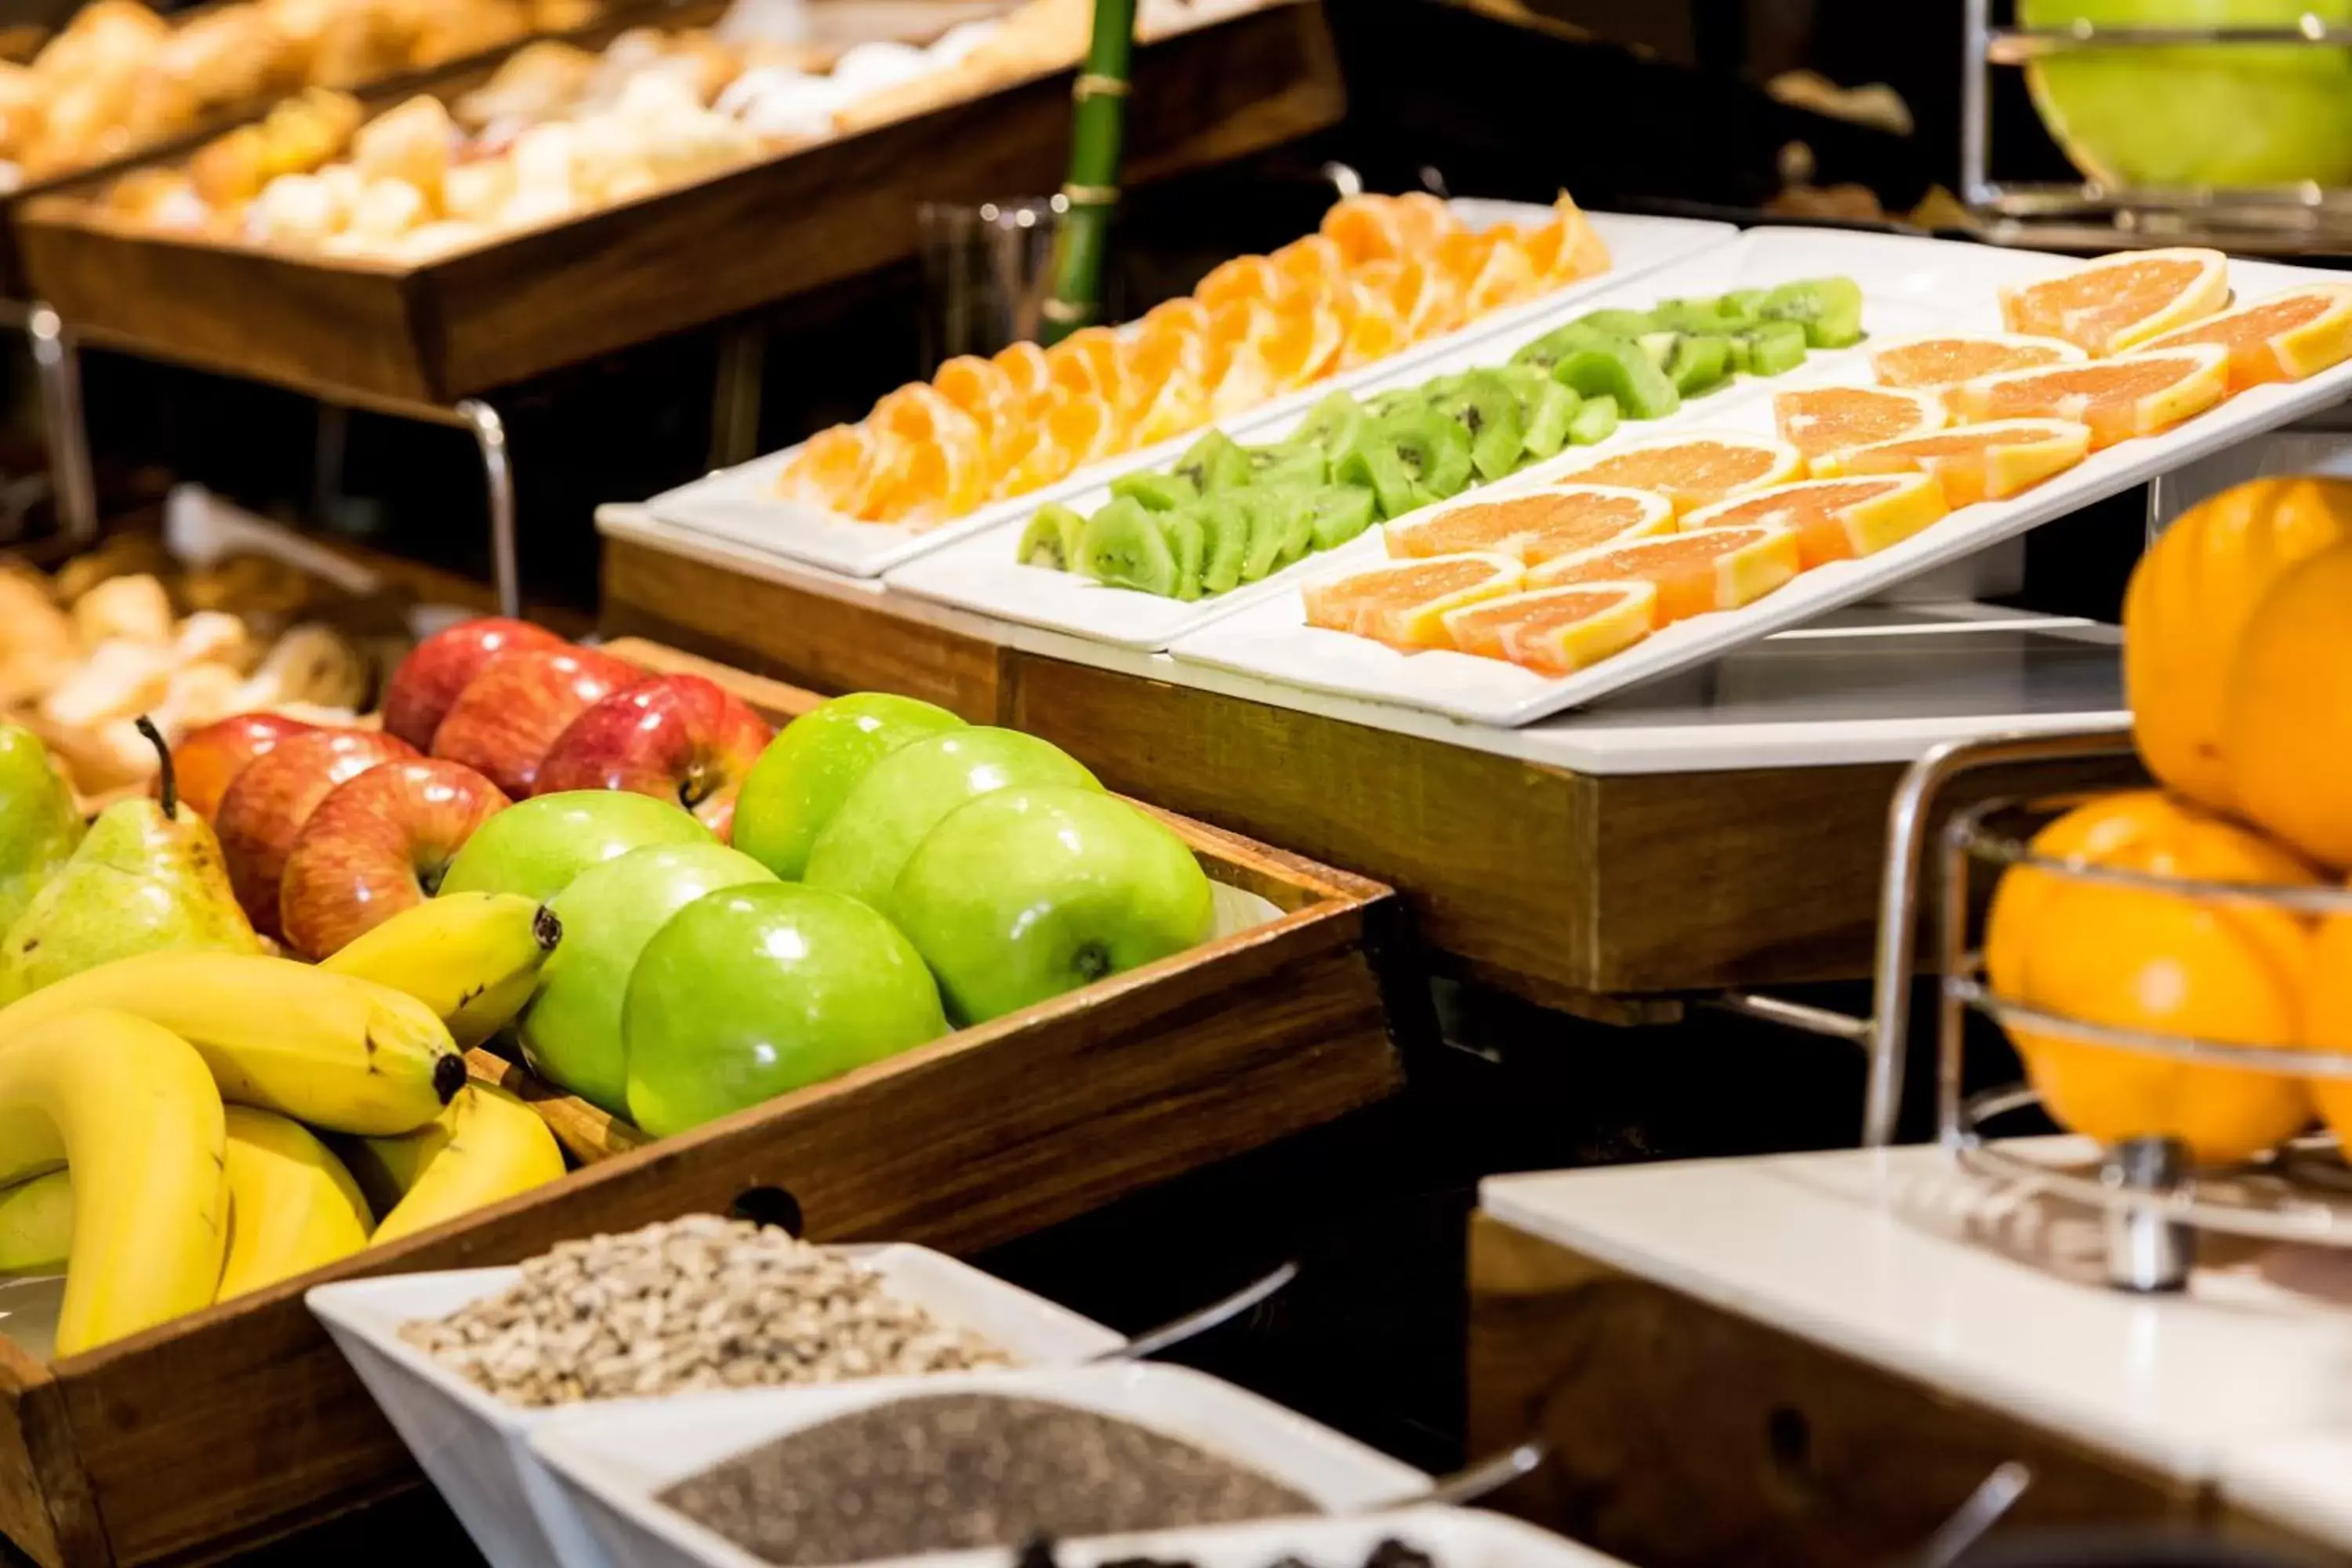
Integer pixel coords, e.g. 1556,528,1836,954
0,637,1401,1568
15,1,1345,406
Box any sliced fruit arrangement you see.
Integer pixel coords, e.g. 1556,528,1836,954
1527,525,1802,622
1440,582,1659,675
1773,384,1945,460
1681,474,1949,570
1385,485,1673,566
1020,275,1866,600
2136,283,2352,394
1810,419,2094,507
1947,343,2229,452
1867,332,2085,397
1997,247,2230,357
1545,431,1805,516
775,191,1615,527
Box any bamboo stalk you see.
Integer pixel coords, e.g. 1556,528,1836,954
1040,0,1137,344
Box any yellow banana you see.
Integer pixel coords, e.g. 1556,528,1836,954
343,1082,567,1245
216,1107,373,1301
0,1171,71,1276
0,952,464,1136
320,892,560,1047
0,1010,227,1356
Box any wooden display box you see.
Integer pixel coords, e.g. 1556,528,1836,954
16,0,1344,405
0,638,1403,1568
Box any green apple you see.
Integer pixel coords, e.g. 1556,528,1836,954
622,883,949,1136
438,790,714,906
891,786,1214,1023
0,723,82,935
732,693,966,880
801,728,1099,913
519,842,776,1112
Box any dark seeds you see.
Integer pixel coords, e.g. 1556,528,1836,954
659,1392,1318,1565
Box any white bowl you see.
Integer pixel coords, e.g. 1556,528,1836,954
526,1361,1431,1568
307,1244,1124,1568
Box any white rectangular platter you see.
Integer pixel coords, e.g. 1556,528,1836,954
1167,241,2352,727
884,227,1949,648
307,1247,1124,1568
635,207,1737,579
526,1363,1429,1568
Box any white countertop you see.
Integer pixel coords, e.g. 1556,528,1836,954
1480,1142,2352,1514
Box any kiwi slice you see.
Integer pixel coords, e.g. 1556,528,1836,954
1307,485,1379,552
1111,470,1200,511
1270,485,1320,567
1719,288,1768,327
1567,307,1657,340
1365,387,1431,420
1078,497,1179,594
1432,370,1527,483
1742,319,1810,376
1664,335,1735,396
1244,441,1329,492
1295,391,1367,463
1511,321,1617,372
1018,503,1086,570
1551,341,1679,421
1761,277,1865,349
1494,364,1555,405
1636,329,1682,369
1521,380,1581,462
1238,495,1292,583
1196,496,1250,595
1339,407,1477,518
1568,394,1620,446
1157,508,1207,601
1173,430,1252,494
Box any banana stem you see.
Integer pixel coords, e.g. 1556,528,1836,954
1040,0,1136,344
136,715,176,819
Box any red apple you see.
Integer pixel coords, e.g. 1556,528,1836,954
383,616,567,751
429,645,641,800
535,674,775,838
214,729,419,937
163,713,315,822
278,758,512,959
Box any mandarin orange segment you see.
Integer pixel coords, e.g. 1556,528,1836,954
1261,299,1346,389
1044,387,1117,469
1274,233,1351,295
1810,418,2092,506
1868,332,2085,394
1465,234,1542,314
1551,191,1611,280
1196,253,1283,312
1131,365,1213,447
1385,484,1675,565
775,423,873,511
1439,580,1660,673
1527,525,1801,622
1301,551,1524,651
1997,246,2230,355
1773,384,1947,460
1322,193,1406,264
991,340,1053,401
1392,191,1460,256
2137,283,2352,391
1341,286,1410,370
1682,474,1950,569
1553,434,1805,516
1045,326,1126,401
1141,297,1213,340
1950,344,2228,449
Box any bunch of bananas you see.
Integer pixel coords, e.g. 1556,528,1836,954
0,891,568,1356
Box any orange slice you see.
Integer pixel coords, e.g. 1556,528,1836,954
1392,191,1460,256
1527,525,1802,622
1261,298,1346,389
1997,247,2230,356
1273,234,1351,298
1131,365,1212,447
1123,324,1207,394
1046,326,1127,402
1323,194,1407,265
1948,344,2228,450
1043,387,1118,470
1682,474,1950,569
1341,282,1410,370
1773,384,1947,461
775,423,873,511
1197,253,1283,312
1464,231,1542,314
1301,552,1524,652
1441,580,1660,675
1811,418,2092,506
1550,191,1611,280
869,434,983,528
1385,484,1674,565
992,340,1053,401
933,354,1020,456
1551,433,1806,516
1141,297,1213,340
2137,283,2352,392
1869,332,2085,394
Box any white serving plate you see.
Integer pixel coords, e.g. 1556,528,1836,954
1167,244,2352,726
884,227,1936,648
637,209,1737,579
528,1362,1431,1568
306,1246,1123,1568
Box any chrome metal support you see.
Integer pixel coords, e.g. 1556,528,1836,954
28,303,96,547
455,399,520,619
2102,1136,2195,1291
1960,0,1993,208
1704,991,1872,1044
709,326,766,470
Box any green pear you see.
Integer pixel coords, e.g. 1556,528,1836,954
0,719,259,1002
0,723,82,936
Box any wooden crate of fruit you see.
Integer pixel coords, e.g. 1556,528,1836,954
0,634,1401,1568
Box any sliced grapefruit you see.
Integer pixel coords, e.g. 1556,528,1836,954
1811,418,2092,506
1441,580,1660,675
1682,474,1949,569
1869,332,2086,394
1551,433,1806,516
1949,344,2228,450
1526,525,1801,622
2137,283,2352,392
1997,247,2230,356
1301,552,1525,652
1385,485,1674,565
1773,384,1947,460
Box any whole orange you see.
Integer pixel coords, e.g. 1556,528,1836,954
2125,476,2352,811
2223,544,2352,869
1984,790,2317,1164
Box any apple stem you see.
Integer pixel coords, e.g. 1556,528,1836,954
136,716,177,819
1075,942,1112,983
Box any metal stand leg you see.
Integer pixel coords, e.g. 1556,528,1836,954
2102,1136,2194,1292
454,399,519,619
27,303,96,548
709,326,766,471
